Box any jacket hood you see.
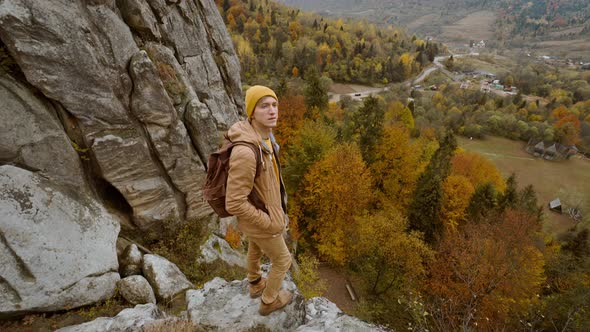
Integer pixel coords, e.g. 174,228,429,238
227,120,260,146
226,120,278,155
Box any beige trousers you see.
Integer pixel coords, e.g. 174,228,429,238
247,235,292,304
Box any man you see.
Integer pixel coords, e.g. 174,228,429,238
225,85,293,316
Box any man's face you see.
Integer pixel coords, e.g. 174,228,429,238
251,96,279,129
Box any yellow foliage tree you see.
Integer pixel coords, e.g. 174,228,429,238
372,125,425,211
441,175,475,232
351,204,433,296
399,52,414,79
301,143,372,265
384,101,415,129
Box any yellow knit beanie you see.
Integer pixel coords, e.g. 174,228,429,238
245,85,278,119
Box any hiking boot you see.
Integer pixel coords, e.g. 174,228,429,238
258,290,293,316
249,277,267,298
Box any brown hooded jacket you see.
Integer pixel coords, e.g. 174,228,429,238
225,120,288,238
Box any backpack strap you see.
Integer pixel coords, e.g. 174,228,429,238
227,141,267,214
226,139,263,178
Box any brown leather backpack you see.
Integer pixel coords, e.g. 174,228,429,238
203,140,268,217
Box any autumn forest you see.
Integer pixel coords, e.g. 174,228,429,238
215,0,590,330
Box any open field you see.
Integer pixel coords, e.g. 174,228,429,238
532,38,590,59
458,136,590,235
406,13,439,31
440,11,496,42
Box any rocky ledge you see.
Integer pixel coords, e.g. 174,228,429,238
60,275,386,332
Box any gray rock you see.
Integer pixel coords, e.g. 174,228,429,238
118,0,162,41
0,72,85,189
120,244,143,267
186,277,305,331
184,97,223,163
297,297,387,332
120,264,142,278
56,303,165,332
198,234,246,268
145,0,241,127
142,254,193,302
128,50,210,222
143,41,197,112
0,165,120,318
118,275,156,305
0,0,182,232
119,244,142,277
91,132,180,232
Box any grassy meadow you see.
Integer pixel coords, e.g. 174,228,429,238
458,136,590,235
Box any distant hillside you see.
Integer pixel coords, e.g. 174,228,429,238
214,0,443,85
278,0,590,59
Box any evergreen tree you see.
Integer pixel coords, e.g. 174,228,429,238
466,182,498,223
519,184,543,221
347,95,385,165
276,77,288,97
303,66,328,114
562,229,590,259
408,132,457,243
498,173,518,211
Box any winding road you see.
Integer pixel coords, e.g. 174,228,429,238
328,54,459,102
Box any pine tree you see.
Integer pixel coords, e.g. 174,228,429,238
408,132,457,243
466,182,498,223
348,95,385,165
498,173,518,211
303,66,328,114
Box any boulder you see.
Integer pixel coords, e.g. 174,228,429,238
119,244,143,278
198,234,246,268
0,165,120,318
142,254,194,302
118,275,156,305
55,303,165,332
120,244,143,266
186,277,305,331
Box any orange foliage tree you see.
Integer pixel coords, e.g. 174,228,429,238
451,150,506,193
423,210,545,331
272,95,306,152
301,143,372,265
554,113,581,145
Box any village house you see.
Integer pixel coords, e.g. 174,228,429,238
471,40,486,48
526,139,578,160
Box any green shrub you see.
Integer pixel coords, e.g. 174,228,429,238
293,254,326,299
151,219,245,286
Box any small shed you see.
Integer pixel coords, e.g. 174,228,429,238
549,198,562,213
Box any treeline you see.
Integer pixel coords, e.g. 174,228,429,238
214,0,441,84
496,0,590,37
270,77,590,330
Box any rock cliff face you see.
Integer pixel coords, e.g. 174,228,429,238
0,0,242,316
0,0,242,233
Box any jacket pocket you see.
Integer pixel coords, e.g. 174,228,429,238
268,206,285,234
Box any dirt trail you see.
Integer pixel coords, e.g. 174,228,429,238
317,263,357,314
